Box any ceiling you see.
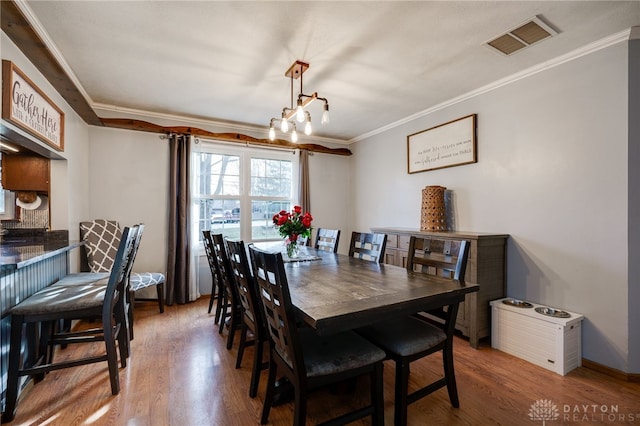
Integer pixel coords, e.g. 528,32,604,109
16,1,640,144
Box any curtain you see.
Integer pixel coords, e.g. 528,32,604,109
166,133,196,305
298,149,311,245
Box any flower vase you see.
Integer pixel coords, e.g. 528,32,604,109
286,241,299,258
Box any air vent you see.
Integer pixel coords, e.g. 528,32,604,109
486,16,557,56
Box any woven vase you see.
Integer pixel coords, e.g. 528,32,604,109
420,186,447,231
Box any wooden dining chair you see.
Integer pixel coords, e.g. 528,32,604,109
248,244,386,426
225,238,269,398
208,232,242,350
202,230,225,322
2,226,137,422
348,231,387,263
357,236,471,426
314,228,341,253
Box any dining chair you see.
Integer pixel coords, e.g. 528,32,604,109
356,236,471,426
348,231,387,263
202,230,225,322
2,226,137,422
207,232,242,349
248,244,386,426
79,220,165,332
314,228,341,253
225,238,269,398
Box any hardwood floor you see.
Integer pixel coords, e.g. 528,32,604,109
3,297,639,425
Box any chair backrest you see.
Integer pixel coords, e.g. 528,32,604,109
406,237,470,281
315,228,341,253
80,219,122,273
209,233,240,306
225,239,264,334
348,232,387,263
248,244,304,375
202,230,223,287
103,225,138,318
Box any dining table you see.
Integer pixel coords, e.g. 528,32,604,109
253,243,479,335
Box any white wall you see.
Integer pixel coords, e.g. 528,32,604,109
350,41,632,371
1,32,91,272
87,126,170,277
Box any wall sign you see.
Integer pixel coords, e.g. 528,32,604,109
407,114,476,174
2,60,65,151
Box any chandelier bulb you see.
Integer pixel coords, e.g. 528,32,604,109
280,119,289,133
296,101,305,123
321,108,329,125
268,126,276,141
291,128,298,143
304,120,312,136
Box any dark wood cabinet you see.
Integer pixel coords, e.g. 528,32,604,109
372,227,509,348
1,154,50,192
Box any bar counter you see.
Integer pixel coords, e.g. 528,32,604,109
1,236,81,415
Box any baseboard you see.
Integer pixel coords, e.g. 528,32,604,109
582,358,640,382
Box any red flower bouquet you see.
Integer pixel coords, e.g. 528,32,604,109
272,206,313,257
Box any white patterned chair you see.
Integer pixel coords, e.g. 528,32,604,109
80,220,165,337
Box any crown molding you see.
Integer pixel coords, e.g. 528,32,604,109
349,28,633,144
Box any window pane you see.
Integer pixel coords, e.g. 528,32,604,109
198,198,241,240
196,153,240,196
251,200,290,240
250,158,292,197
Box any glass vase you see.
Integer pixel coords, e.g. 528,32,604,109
286,240,299,258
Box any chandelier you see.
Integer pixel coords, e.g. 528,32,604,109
268,60,329,143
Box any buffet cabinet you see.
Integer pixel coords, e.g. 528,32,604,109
371,227,508,348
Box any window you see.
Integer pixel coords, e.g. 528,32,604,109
193,142,296,242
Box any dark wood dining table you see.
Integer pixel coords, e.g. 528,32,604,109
254,243,479,336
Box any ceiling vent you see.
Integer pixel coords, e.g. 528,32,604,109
486,16,558,56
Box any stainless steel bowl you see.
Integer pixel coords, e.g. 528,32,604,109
535,307,571,318
501,298,533,308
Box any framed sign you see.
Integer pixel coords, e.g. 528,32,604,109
2,60,65,151
407,114,476,174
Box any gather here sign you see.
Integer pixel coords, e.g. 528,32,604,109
2,60,65,151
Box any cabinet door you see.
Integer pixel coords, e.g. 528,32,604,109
1,155,50,192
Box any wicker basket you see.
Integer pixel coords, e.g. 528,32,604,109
420,186,447,231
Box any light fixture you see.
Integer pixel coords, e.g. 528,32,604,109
268,60,329,143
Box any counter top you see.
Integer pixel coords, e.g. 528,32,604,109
0,240,82,270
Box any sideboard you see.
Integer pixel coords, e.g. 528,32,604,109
371,227,509,348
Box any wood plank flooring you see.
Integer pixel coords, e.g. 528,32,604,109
3,297,639,425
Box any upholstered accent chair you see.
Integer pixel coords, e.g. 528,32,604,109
248,244,386,426
79,220,165,337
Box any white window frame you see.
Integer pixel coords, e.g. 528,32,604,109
193,140,299,243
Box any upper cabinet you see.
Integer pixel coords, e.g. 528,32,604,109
1,154,50,192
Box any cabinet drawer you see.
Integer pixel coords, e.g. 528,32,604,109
398,235,411,250
386,234,398,248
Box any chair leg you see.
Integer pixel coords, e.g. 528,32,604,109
115,298,130,365
444,342,459,407
102,311,121,395
236,323,248,369
218,295,228,334
226,307,237,350
395,358,410,426
261,359,278,424
371,362,384,426
249,338,265,398
128,290,136,341
208,276,218,314
214,284,224,324
156,282,165,313
293,381,307,426
2,315,25,423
